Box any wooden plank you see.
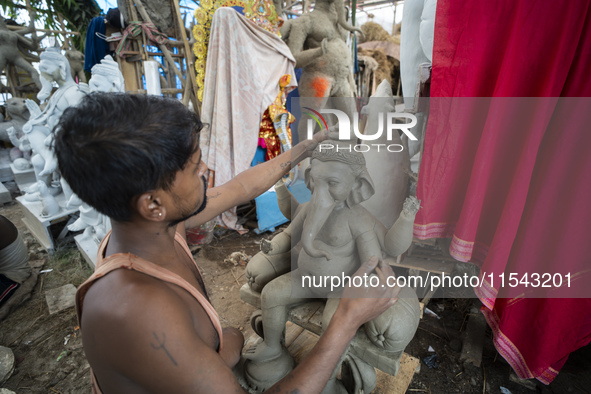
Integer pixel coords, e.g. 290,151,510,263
413,237,437,246
284,321,305,348
307,308,324,332
45,284,77,314
288,302,323,333
374,353,420,394
161,88,184,94
286,329,319,363
385,256,454,275
118,57,140,92
148,51,185,58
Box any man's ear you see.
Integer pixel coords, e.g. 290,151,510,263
136,192,166,221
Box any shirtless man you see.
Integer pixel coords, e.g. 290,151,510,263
54,92,399,393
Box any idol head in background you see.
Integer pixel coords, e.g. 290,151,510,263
89,55,125,93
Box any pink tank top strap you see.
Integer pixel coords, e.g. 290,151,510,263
77,232,224,352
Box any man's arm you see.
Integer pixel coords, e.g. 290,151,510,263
266,256,399,393
82,258,397,393
185,131,331,230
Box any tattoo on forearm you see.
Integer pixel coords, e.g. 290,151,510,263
207,191,221,201
280,161,292,170
151,332,178,366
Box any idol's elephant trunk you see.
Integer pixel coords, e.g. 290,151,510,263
37,76,54,102
335,0,364,36
301,184,335,260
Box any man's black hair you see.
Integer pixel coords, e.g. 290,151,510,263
54,93,202,222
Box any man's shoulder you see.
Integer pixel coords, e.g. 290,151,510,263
81,268,186,330
77,268,228,393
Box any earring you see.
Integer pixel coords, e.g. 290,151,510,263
158,212,162,217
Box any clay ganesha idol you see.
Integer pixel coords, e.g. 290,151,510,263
242,141,421,392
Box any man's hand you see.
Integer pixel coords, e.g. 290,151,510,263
267,256,400,393
335,256,400,333
306,127,341,156
219,327,244,368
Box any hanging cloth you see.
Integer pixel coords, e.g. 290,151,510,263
414,0,591,384
84,16,109,72
199,8,296,232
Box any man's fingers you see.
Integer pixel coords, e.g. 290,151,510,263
375,267,387,283
375,263,395,286
327,130,340,140
375,264,400,299
356,256,380,276
378,258,396,277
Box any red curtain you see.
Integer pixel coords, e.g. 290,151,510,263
414,0,591,383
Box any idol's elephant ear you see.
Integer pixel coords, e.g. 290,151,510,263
347,169,375,207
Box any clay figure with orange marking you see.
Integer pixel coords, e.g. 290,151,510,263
280,0,364,142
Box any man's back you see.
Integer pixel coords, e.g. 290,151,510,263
76,232,224,393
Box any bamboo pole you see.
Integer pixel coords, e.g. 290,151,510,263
171,0,200,112
126,0,146,91
126,0,149,61
133,0,186,85
161,88,184,94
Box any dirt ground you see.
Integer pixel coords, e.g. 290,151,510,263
1,197,590,393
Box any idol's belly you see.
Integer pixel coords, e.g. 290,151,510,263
298,250,359,281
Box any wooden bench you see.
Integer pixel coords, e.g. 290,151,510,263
240,284,420,387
